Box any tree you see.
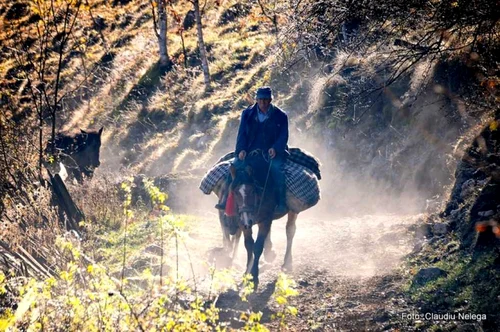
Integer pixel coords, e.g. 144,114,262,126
190,0,211,91
150,0,172,69
0,0,103,279
168,4,188,68
8,0,96,173
256,0,288,62
257,0,279,35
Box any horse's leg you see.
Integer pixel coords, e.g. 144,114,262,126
243,228,254,275
231,227,242,261
263,228,276,262
251,221,272,290
73,167,83,183
219,210,231,252
283,212,298,271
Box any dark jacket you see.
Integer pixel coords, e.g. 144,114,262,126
235,103,289,157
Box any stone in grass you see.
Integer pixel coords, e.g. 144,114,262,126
432,222,449,236
144,244,164,256
460,179,476,198
373,309,391,323
478,210,494,217
412,267,447,286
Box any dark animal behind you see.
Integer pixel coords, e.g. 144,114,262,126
47,127,103,181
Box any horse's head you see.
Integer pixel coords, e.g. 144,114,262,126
52,127,103,181
76,127,103,175
229,163,259,229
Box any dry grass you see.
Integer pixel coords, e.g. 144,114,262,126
93,4,276,175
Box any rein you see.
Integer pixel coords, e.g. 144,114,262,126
248,149,270,163
255,158,272,217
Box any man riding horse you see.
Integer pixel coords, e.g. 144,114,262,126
216,86,289,215
199,87,321,288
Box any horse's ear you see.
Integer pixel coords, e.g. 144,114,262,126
98,127,103,135
229,165,236,180
245,165,253,176
80,129,87,134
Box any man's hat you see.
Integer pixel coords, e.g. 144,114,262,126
255,86,273,99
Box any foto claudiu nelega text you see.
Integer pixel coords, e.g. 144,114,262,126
401,312,486,322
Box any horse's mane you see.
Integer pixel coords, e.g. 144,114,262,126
231,149,273,190
246,150,273,186
230,165,253,190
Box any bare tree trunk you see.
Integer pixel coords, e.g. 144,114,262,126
180,29,188,68
193,0,210,90
157,0,170,68
150,0,171,68
257,0,285,61
39,106,43,177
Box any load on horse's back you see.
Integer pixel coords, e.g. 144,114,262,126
202,148,321,221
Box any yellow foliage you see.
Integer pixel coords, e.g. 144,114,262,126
143,178,169,207
0,272,6,294
490,120,498,131
0,314,14,331
241,311,269,331
276,296,287,305
272,273,299,326
240,273,255,302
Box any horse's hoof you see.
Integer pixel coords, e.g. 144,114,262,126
253,279,259,292
250,271,259,291
281,263,293,273
241,275,259,292
264,249,277,263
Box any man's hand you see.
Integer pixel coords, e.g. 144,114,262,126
238,150,247,160
268,148,276,159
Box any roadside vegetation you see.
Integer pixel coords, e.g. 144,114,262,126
1,176,300,330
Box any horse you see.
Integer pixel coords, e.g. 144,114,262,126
228,150,317,290
46,127,103,182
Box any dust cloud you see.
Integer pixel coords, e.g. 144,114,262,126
288,130,422,219
94,89,459,282
155,125,432,281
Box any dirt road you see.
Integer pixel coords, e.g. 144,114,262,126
178,208,420,330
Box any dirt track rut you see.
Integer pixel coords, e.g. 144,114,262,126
180,210,420,330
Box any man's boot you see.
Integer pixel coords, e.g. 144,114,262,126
215,192,227,210
275,185,288,215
